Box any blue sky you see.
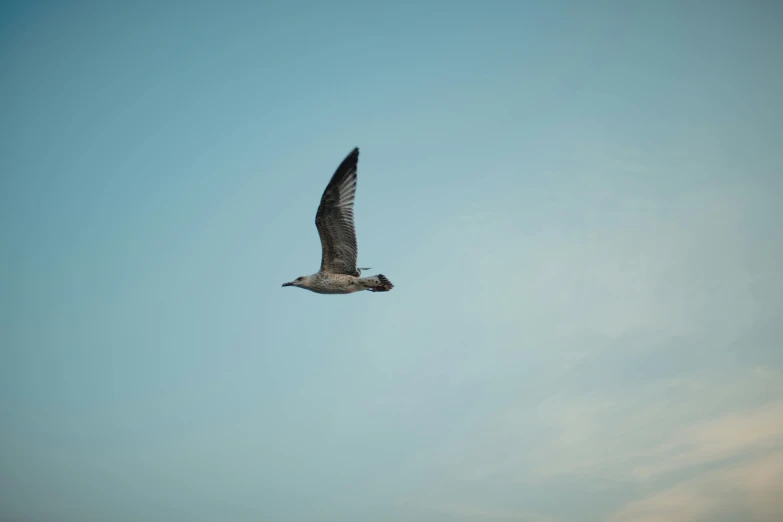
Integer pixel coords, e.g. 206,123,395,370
1,2,782,521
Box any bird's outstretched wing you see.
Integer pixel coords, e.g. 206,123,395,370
315,148,360,275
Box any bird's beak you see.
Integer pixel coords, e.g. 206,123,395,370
282,282,293,287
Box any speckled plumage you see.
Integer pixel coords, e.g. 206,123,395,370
282,148,394,295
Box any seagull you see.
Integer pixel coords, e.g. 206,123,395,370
282,147,394,294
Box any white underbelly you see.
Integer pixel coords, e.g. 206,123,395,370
309,284,363,294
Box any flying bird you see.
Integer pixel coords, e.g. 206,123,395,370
282,148,394,294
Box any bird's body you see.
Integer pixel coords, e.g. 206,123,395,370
282,148,394,295
293,273,393,295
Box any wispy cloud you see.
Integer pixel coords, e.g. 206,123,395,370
608,487,717,522
633,399,783,479
609,450,783,522
401,367,783,521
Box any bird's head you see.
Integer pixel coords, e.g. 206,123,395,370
282,275,308,288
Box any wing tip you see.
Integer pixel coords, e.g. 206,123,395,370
335,147,360,179
338,147,359,169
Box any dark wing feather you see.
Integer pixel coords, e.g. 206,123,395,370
315,148,360,275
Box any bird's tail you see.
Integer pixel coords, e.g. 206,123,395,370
359,274,394,292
